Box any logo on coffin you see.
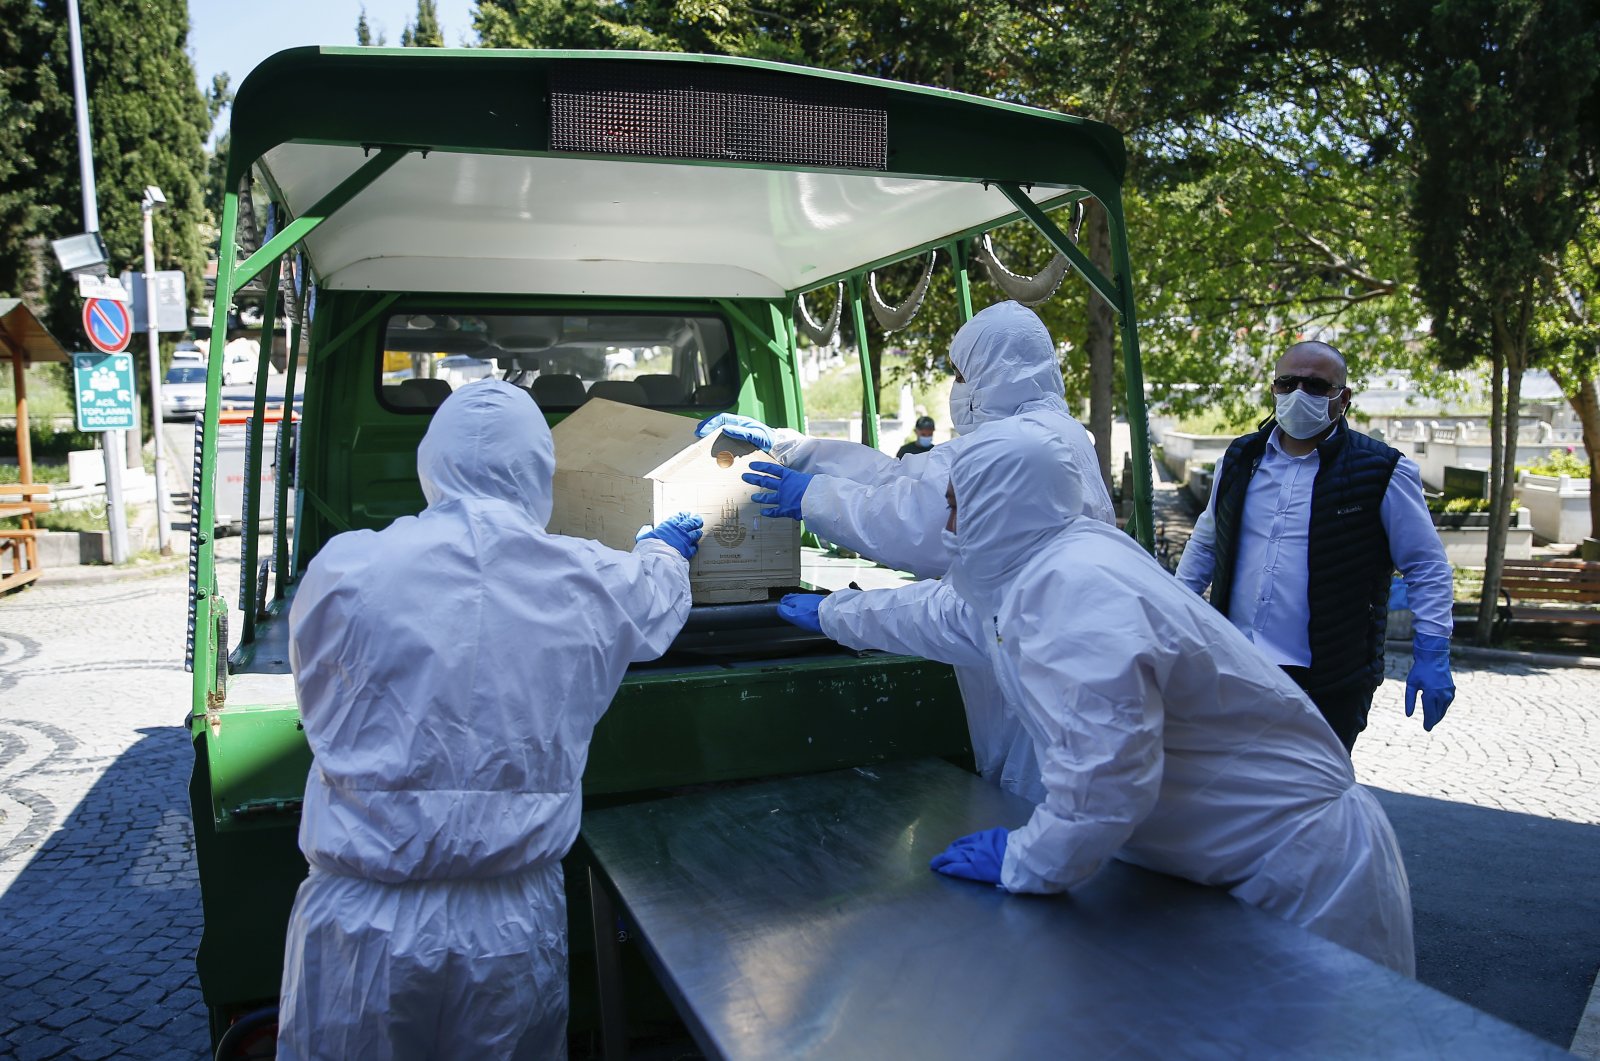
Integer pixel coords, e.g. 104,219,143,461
713,498,747,548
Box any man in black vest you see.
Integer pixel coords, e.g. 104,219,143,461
1175,341,1456,752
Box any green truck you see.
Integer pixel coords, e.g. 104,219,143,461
188,47,1153,1056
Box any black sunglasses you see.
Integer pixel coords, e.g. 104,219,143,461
1271,374,1345,397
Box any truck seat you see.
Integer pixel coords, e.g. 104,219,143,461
530,373,588,408
634,374,689,405
587,380,650,407
389,377,452,409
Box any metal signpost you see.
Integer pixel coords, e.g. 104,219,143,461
79,300,133,563
138,186,178,556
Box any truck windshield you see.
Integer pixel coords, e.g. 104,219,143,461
377,311,738,412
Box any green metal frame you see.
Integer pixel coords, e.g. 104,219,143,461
996,183,1155,549
272,259,306,604
846,276,881,451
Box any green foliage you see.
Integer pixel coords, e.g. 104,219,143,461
1518,448,1592,478
0,0,214,455
0,0,63,301
801,357,950,422
1411,0,1600,372
0,363,74,420
1171,408,1263,436
203,73,233,226
1427,495,1493,514
402,0,446,47
356,7,382,46
1134,63,1434,421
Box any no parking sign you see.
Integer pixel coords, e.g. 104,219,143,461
82,296,132,353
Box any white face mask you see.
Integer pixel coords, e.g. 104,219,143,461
916,435,934,448
1275,388,1338,439
949,380,976,435
941,527,959,554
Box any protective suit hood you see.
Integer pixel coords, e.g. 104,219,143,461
948,418,1083,615
418,379,554,525
948,301,1068,434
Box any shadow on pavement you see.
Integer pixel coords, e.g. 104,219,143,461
1375,787,1600,1048
0,724,208,1059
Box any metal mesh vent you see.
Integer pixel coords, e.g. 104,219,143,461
550,64,887,169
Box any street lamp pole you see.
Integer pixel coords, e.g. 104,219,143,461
66,0,129,564
142,187,172,556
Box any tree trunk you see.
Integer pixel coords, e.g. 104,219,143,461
1568,374,1600,539
1083,201,1116,497
1475,330,1524,646
1488,347,1504,500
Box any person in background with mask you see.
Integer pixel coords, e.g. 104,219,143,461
278,381,699,1060
695,301,1113,806
777,419,1416,976
895,415,939,459
1175,341,1455,753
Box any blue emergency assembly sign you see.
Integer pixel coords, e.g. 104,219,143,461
82,296,132,353
72,352,138,432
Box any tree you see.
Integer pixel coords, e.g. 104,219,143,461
8,0,213,443
356,7,382,47
1535,206,1600,542
401,0,446,47
1410,0,1600,643
474,0,1316,487
1132,62,1434,427
202,73,233,228
0,1,67,302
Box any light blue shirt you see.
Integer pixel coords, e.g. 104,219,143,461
1175,426,1453,667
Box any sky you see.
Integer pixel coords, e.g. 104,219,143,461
188,0,477,138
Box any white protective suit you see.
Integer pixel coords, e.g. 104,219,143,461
773,301,1114,802
278,381,693,1060
818,419,1416,975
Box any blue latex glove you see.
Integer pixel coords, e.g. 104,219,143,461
695,412,774,451
929,827,1009,885
743,461,813,520
636,512,704,560
1387,577,1409,612
1405,633,1455,731
778,593,825,633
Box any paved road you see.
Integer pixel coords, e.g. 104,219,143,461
1,539,1597,1058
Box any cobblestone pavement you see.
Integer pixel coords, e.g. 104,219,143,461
1,529,1598,1057
0,539,239,1061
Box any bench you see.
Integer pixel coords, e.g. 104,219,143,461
0,483,51,592
1496,558,1600,627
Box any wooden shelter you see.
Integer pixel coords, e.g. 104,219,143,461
0,299,67,592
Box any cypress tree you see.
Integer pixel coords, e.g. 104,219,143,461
402,0,445,47
12,0,211,352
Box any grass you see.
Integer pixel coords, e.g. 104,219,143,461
1452,566,1484,604
0,502,143,533
0,363,76,421
0,461,72,484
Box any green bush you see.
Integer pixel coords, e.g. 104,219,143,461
1427,495,1494,514
0,425,102,459
1172,409,1264,436
1518,448,1591,478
